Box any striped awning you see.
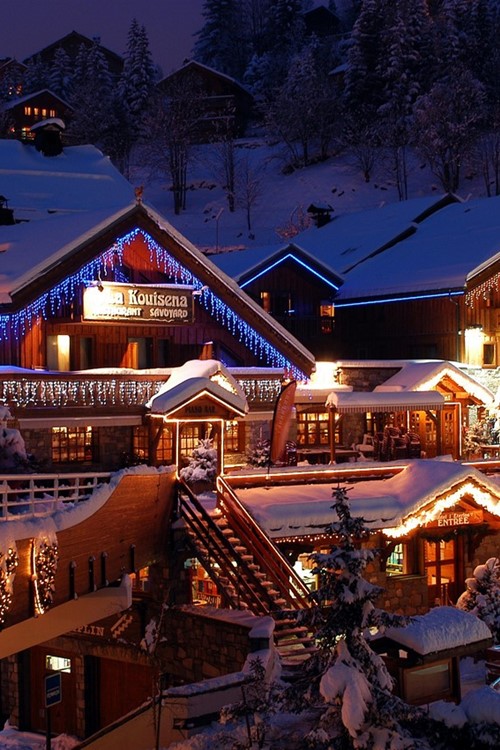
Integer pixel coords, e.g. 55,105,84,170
325,390,445,414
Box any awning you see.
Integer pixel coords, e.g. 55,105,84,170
325,390,445,414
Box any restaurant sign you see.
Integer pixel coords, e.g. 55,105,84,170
426,508,483,528
83,282,194,324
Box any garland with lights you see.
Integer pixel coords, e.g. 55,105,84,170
0,546,19,627
0,228,305,378
32,536,58,615
465,272,500,306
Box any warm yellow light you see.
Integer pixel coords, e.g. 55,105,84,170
384,481,499,538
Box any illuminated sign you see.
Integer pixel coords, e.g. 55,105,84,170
426,509,483,528
83,282,194,324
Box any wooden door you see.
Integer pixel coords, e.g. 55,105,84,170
442,405,459,459
30,647,77,736
99,658,153,728
423,537,462,605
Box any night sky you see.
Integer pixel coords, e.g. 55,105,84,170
1,0,204,76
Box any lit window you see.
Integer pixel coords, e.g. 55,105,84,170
49,109,56,117
296,411,330,446
24,106,31,115
45,655,71,673
42,108,47,117
225,420,240,452
47,334,71,371
260,291,271,313
52,426,97,463
33,107,39,116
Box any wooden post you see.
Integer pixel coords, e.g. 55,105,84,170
329,407,337,464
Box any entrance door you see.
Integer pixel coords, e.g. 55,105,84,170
30,647,77,736
442,405,459,459
423,538,462,605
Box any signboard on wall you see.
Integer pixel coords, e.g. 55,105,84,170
83,282,194,324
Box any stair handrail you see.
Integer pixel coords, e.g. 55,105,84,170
217,476,312,609
176,479,285,615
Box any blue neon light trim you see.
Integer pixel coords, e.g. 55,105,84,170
240,253,339,291
334,290,464,307
0,227,307,379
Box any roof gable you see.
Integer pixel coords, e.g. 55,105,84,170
0,202,315,377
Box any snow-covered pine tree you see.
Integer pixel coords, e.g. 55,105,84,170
292,484,428,748
48,47,74,102
23,55,50,95
179,438,217,490
67,42,114,147
193,0,247,79
118,18,157,135
456,557,500,643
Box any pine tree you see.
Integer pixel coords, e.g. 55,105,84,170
119,19,157,136
48,47,73,102
67,42,114,148
23,55,50,94
194,0,247,79
300,484,420,747
457,557,500,643
179,438,217,488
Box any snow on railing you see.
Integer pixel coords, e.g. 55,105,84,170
0,472,111,519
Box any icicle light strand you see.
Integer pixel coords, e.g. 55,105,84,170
0,228,305,378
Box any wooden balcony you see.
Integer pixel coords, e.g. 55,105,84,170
0,369,282,416
0,467,175,657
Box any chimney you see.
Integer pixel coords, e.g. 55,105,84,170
31,119,65,157
0,196,14,226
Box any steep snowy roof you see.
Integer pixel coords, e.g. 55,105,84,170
336,194,500,301
0,139,133,218
373,360,494,405
146,359,248,415
209,194,452,282
235,459,500,539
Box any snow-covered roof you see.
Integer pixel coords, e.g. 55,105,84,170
384,606,492,655
335,194,500,301
235,459,500,539
146,359,248,415
209,195,452,283
373,360,494,405
0,140,131,209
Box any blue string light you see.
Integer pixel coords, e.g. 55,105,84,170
1,227,306,378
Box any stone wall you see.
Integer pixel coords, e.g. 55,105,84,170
340,366,401,392
162,607,261,684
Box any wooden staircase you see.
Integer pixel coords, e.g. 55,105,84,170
176,478,318,667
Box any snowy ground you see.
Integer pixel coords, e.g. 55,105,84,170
131,138,488,256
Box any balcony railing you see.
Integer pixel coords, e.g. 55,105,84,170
0,371,283,412
0,471,111,519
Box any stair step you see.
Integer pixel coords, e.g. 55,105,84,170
276,636,315,647
277,646,318,658
273,598,287,606
274,626,310,636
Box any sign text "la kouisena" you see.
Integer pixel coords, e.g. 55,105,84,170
83,283,195,324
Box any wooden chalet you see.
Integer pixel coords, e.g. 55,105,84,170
23,30,124,79
302,4,341,38
0,89,72,140
211,193,500,370
157,60,254,140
